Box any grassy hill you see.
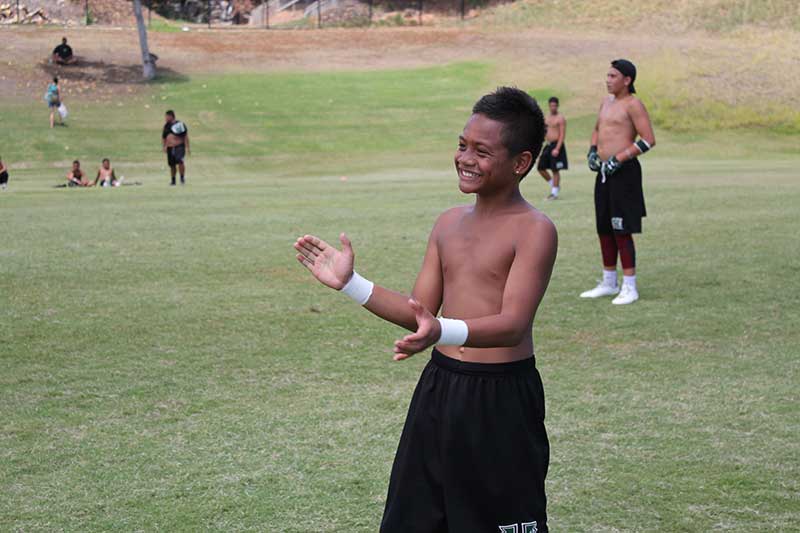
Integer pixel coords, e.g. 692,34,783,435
466,0,800,135
479,0,800,32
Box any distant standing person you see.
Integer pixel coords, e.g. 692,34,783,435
0,156,9,191
45,77,63,129
537,96,567,200
162,110,190,186
581,59,656,305
52,37,77,65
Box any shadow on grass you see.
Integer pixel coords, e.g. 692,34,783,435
40,58,189,85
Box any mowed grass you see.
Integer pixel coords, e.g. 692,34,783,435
1,63,799,532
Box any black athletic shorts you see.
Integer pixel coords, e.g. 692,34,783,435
0,171,8,185
537,141,568,172
594,158,647,234
381,348,549,533
167,144,185,166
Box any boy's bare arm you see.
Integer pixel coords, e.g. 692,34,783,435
613,99,656,163
363,229,443,331
629,99,656,147
393,217,557,359
556,116,566,152
463,219,557,346
590,101,603,146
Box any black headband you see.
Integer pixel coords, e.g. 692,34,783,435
611,59,637,94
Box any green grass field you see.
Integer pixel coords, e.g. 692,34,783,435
2,60,799,531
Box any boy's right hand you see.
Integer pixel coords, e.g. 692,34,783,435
294,233,355,290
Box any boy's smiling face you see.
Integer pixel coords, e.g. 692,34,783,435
455,113,525,194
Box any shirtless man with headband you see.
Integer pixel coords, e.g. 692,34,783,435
581,59,656,305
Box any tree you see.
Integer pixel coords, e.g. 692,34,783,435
133,0,156,80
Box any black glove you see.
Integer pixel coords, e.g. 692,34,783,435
601,156,621,177
587,145,601,172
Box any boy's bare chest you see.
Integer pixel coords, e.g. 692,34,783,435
599,101,631,128
438,224,516,282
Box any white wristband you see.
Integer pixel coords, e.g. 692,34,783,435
437,317,469,346
340,271,374,305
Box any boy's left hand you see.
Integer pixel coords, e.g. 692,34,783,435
393,299,441,361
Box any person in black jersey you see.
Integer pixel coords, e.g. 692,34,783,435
52,37,76,65
0,155,9,191
162,110,190,186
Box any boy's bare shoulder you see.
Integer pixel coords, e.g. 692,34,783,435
625,95,646,111
515,204,557,242
433,205,470,227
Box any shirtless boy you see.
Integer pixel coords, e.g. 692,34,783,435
537,96,567,200
66,160,92,187
162,110,190,186
581,59,656,305
95,158,121,187
294,87,557,532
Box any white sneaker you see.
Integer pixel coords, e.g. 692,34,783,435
580,282,620,298
612,284,639,305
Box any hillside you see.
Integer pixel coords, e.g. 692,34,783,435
478,0,800,32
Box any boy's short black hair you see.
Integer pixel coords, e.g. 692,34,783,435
102,158,110,163
73,160,80,165
165,110,175,118
53,77,58,83
548,96,559,105
472,87,545,180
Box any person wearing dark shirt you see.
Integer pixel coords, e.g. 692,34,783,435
162,110,190,186
52,37,76,65
0,155,9,191
66,160,92,187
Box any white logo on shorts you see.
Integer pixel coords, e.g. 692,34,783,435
522,522,538,533
612,217,624,231
499,522,537,533
556,162,564,169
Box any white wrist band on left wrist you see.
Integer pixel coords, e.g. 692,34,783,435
340,271,374,305
437,317,468,346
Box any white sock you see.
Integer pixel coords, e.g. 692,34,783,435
603,269,617,287
623,275,637,290
548,179,553,188
551,186,559,196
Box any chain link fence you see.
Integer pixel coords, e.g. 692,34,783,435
148,0,489,29
2,0,490,29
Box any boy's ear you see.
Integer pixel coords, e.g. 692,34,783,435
514,151,534,177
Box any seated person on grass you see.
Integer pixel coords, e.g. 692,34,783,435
66,160,92,187
52,37,77,65
95,158,122,187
